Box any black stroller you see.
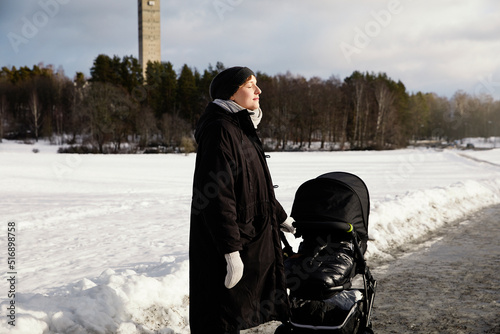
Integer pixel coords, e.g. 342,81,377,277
276,172,377,334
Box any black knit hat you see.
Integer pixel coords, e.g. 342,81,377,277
209,66,256,100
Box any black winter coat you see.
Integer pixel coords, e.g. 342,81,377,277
189,102,290,333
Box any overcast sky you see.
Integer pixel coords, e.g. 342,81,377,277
1,0,500,99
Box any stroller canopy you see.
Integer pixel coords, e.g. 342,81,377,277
291,172,370,242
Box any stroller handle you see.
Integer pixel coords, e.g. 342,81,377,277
294,220,353,233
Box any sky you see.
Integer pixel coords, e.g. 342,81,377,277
1,0,500,99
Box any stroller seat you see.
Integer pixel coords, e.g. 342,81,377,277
285,237,356,300
289,290,364,329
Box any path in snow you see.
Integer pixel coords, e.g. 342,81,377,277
243,204,500,334
370,204,500,334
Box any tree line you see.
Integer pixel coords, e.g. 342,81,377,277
1,55,499,153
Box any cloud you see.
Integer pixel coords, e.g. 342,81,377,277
0,0,499,98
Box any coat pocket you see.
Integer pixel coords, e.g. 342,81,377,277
238,217,256,246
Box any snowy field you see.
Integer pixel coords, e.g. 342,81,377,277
1,139,500,333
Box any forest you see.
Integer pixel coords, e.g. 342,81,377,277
1,54,499,153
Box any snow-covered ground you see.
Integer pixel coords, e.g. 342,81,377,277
1,139,500,334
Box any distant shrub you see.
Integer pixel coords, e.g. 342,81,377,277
58,146,99,154
180,136,195,155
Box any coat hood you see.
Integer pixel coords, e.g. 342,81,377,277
195,102,255,144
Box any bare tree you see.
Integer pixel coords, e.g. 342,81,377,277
0,79,9,143
306,76,324,148
0,93,6,142
161,110,190,150
374,80,395,148
352,77,365,147
84,82,136,153
450,91,470,141
28,89,42,142
135,106,158,148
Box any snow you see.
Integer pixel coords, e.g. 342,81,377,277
1,139,500,333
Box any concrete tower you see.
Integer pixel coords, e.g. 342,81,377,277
138,0,161,79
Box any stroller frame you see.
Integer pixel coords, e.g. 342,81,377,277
280,225,376,333
277,172,377,334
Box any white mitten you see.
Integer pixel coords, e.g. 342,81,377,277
224,251,244,289
280,216,296,234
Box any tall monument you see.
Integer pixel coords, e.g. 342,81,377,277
138,0,161,79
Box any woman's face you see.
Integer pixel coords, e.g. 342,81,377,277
230,75,262,110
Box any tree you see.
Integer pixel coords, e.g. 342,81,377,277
373,75,395,148
343,71,370,148
145,61,177,118
196,64,220,117
90,54,143,93
305,76,324,148
161,112,191,149
28,85,42,142
90,54,124,86
321,75,342,149
64,73,89,143
450,90,471,141
177,64,198,127
0,80,8,142
424,93,449,140
408,92,430,141
260,73,297,150
390,80,410,146
120,56,143,93
83,82,137,153
135,106,158,148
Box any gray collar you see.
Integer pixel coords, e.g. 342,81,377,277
213,99,263,129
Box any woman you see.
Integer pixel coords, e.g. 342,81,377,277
189,66,294,334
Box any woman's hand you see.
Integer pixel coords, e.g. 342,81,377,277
224,251,244,288
280,216,296,234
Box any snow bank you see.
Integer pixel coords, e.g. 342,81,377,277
367,178,500,260
10,262,189,334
